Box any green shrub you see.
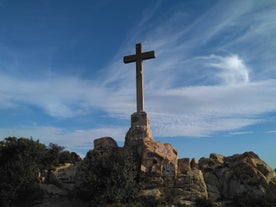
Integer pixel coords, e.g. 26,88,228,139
0,137,47,205
0,137,80,206
76,149,140,206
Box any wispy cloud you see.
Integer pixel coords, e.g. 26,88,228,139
1,69,275,139
266,131,276,134
202,54,250,85
0,72,134,118
228,131,253,136
147,80,276,137
134,0,276,137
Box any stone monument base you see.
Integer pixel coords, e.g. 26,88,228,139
130,111,150,128
124,111,153,152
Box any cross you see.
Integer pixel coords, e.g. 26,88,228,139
123,43,155,113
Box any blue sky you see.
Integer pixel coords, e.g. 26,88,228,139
0,0,276,168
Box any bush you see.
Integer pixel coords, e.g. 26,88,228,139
76,149,140,206
0,137,80,206
0,137,47,205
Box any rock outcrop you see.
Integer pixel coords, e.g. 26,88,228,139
34,162,84,207
93,136,119,155
123,113,178,202
173,158,208,206
33,112,276,207
140,140,178,177
76,112,276,206
199,152,276,202
125,112,178,174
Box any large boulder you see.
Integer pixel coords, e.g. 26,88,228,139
173,158,208,205
93,137,118,153
174,169,208,203
140,140,178,178
178,158,191,174
199,151,276,201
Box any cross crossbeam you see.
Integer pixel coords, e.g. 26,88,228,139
123,43,155,112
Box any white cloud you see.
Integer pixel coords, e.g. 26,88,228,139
147,79,276,137
0,72,134,118
204,54,250,85
266,131,276,134
229,131,253,136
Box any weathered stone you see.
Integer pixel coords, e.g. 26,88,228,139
139,188,162,199
131,111,150,128
210,153,224,164
125,112,153,151
124,112,181,204
140,176,165,189
174,169,208,201
54,163,79,183
190,158,198,169
178,158,191,175
94,137,118,152
35,162,84,206
53,163,80,191
140,140,178,178
199,151,276,201
173,198,195,207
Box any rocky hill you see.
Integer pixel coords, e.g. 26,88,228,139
30,112,276,207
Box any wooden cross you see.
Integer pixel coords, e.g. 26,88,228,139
123,43,155,113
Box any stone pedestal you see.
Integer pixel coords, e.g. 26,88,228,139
124,112,153,151
130,111,150,128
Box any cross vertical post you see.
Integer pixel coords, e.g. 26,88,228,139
123,43,155,113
